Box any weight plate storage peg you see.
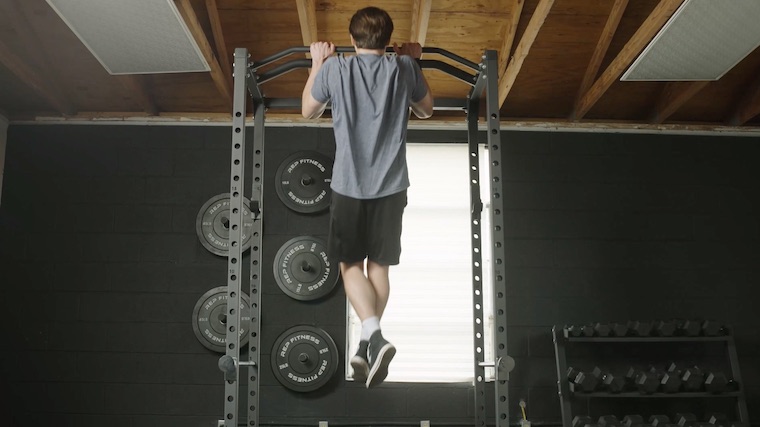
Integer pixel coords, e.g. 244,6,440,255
275,151,333,213
192,286,251,353
196,193,254,256
273,236,339,301
271,325,338,392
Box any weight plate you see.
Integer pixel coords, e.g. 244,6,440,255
275,151,332,213
192,286,251,353
196,193,254,256
271,325,338,392
273,236,339,301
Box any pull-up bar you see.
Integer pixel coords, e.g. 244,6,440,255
253,46,480,71
256,58,477,86
246,46,485,110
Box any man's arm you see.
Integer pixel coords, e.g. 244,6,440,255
393,42,434,119
302,42,335,119
410,80,433,119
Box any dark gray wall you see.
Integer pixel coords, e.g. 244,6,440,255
0,125,758,426
500,131,760,423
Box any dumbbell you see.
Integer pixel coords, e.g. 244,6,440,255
675,414,697,427
680,366,706,392
649,415,671,427
701,320,724,336
625,367,659,394
707,413,728,427
677,319,702,337
573,416,595,427
668,363,730,393
566,325,593,337
601,371,625,393
628,320,653,336
567,366,580,382
648,366,682,393
653,319,677,336
594,322,612,337
573,366,602,392
567,366,599,392
611,322,630,337
581,324,595,337
566,325,582,337
705,371,729,393
622,415,645,427
599,415,620,427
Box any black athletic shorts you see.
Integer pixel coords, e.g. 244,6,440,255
327,190,407,266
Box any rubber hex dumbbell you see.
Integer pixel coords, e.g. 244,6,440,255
625,366,637,387
567,324,594,337
654,319,677,336
566,325,585,337
678,319,702,336
633,371,660,394
573,416,595,427
705,371,729,393
628,320,653,336
594,322,612,337
649,415,671,427
573,367,602,392
707,413,728,427
599,415,621,427
702,320,723,336
676,414,697,427
567,366,580,382
648,366,682,393
623,415,645,427
611,322,630,337
681,367,706,392
581,324,595,337
601,371,625,393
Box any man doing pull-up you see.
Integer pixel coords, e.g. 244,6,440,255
301,6,433,388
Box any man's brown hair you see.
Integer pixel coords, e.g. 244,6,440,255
349,7,393,49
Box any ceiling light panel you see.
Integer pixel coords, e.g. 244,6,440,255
622,0,760,81
46,0,210,75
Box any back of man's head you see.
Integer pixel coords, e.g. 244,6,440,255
349,7,393,49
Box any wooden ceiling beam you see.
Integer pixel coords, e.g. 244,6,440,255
0,39,75,115
649,81,709,124
174,0,233,108
727,69,760,126
574,0,628,114
573,0,684,120
410,0,432,47
498,0,525,75
115,75,159,116
296,0,318,47
497,0,555,108
206,0,233,90
0,0,76,115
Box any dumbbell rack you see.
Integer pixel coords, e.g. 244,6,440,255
552,325,750,427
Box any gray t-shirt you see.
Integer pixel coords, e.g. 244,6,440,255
311,54,428,199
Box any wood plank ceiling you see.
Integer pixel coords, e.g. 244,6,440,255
0,0,759,130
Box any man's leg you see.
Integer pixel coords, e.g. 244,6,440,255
342,260,378,384
341,260,377,321
366,260,390,319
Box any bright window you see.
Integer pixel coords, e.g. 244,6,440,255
346,143,494,383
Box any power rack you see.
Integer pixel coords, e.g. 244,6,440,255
219,46,510,427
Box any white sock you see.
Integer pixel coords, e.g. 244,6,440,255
360,316,380,341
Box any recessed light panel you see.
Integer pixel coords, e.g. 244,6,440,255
46,0,210,74
622,0,760,81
